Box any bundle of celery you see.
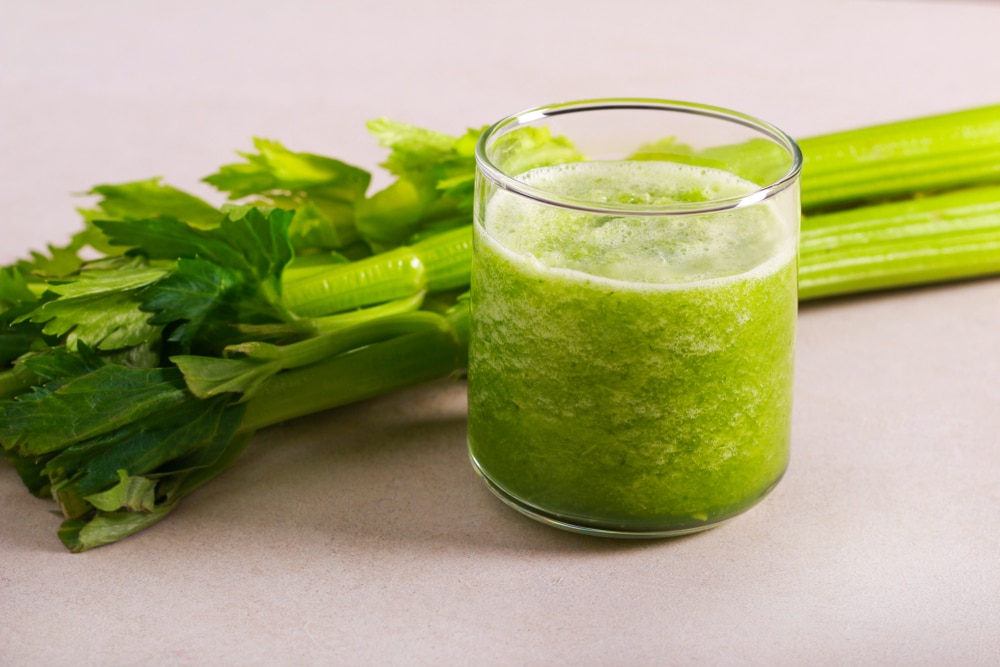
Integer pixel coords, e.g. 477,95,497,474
2,105,999,551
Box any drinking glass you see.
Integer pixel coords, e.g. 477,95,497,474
469,99,802,536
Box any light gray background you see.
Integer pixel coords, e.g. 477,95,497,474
2,1,999,665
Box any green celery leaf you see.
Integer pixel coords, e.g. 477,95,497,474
81,178,222,229
204,139,370,251
0,327,40,367
0,363,189,456
58,425,253,552
96,208,296,347
16,343,105,384
358,121,486,249
367,119,459,174
226,197,360,251
65,222,125,258
220,202,274,218
371,121,480,168
17,243,86,279
14,184,183,276
59,504,177,553
140,257,242,345
0,268,46,366
97,343,162,370
53,395,248,549
95,216,246,265
151,412,250,484
487,126,584,177
170,354,279,399
435,128,481,208
15,221,136,278
17,267,167,351
97,208,293,287
0,267,38,307
452,127,480,158
204,138,370,199
436,172,476,199
216,207,295,284
41,267,167,298
0,278,43,372
5,337,254,550
84,469,156,512
28,291,162,351
366,119,481,189
46,392,240,506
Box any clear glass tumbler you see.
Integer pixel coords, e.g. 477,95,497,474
468,99,802,537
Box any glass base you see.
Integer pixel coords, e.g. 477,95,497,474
469,452,780,539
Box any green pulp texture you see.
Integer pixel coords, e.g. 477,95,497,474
468,161,797,532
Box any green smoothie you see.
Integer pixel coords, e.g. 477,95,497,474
468,160,797,534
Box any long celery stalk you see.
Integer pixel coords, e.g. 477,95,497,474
799,104,1000,212
799,186,1000,299
239,311,467,434
172,311,461,399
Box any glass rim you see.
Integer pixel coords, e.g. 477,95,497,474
475,98,804,216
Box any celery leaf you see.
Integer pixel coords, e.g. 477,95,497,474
81,178,221,229
0,362,189,456
358,121,484,249
203,138,371,251
18,267,167,351
95,207,296,347
0,268,45,366
204,138,371,199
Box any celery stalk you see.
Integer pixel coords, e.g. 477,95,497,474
172,311,459,399
307,291,426,333
799,186,1000,299
799,104,1000,212
281,226,472,317
239,310,467,433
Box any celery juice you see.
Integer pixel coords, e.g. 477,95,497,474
468,160,797,534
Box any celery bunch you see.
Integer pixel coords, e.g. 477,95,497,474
2,105,999,551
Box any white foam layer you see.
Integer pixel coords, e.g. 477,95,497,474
481,160,797,291
480,225,796,293
520,160,758,205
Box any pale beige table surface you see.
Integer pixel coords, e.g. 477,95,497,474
2,1,999,665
